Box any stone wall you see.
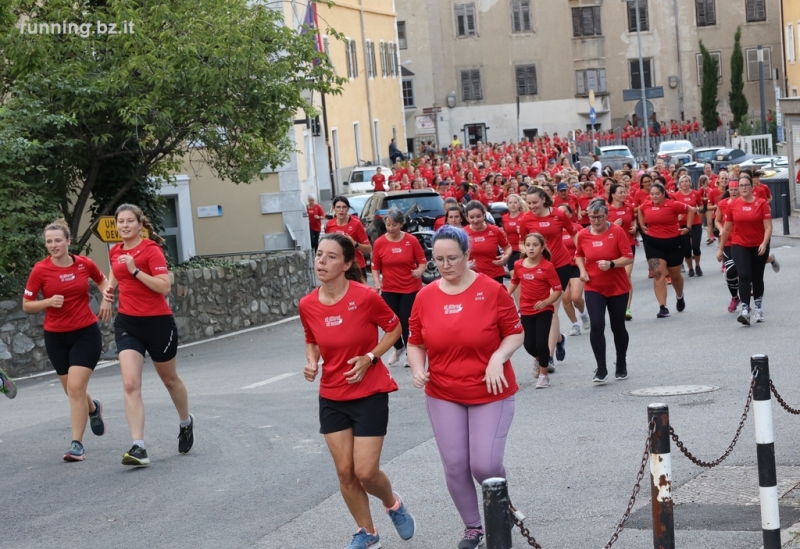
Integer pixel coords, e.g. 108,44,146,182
0,251,313,378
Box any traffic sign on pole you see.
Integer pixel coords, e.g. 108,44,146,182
589,107,596,125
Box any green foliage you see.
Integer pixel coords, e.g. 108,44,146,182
729,26,749,129
699,41,719,132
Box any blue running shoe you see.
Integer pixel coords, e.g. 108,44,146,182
386,493,415,540
89,399,106,436
63,440,85,462
0,367,17,399
344,528,381,549
555,333,566,362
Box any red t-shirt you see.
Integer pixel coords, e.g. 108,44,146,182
608,203,637,245
109,239,172,316
433,216,446,231
24,255,105,332
464,224,509,279
553,194,580,219
576,225,634,297
671,190,703,226
371,232,426,294
577,195,593,225
561,223,583,266
707,187,722,207
408,274,522,405
511,258,562,316
300,282,399,401
633,189,651,210
717,197,737,241
640,200,691,239
371,174,386,191
501,212,523,248
307,204,325,232
724,197,771,247
325,218,370,269
518,208,578,268
753,184,772,202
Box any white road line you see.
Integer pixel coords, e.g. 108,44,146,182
240,372,298,390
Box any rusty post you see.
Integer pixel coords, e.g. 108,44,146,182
648,403,675,549
482,477,513,549
751,354,781,548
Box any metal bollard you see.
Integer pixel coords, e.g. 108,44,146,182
482,478,513,549
648,403,675,549
751,354,781,548
781,193,790,235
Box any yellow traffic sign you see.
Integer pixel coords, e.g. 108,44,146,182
91,216,149,243
588,89,596,108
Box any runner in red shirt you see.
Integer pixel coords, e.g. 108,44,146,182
102,204,193,467
507,232,563,389
705,172,724,244
464,201,512,284
501,193,526,286
671,174,705,277
407,226,523,548
578,183,596,227
607,184,639,320
371,208,427,367
556,204,590,338
307,194,326,253
371,166,387,191
22,219,111,461
717,174,775,325
553,182,580,221
750,169,772,203
714,180,743,313
576,199,635,382
326,196,372,279
300,233,414,548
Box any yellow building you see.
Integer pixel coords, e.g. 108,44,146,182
781,0,800,208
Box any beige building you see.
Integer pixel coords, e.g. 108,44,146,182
399,0,782,147
778,0,800,208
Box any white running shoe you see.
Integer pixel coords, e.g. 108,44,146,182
387,349,400,366
754,308,764,323
581,312,590,331
535,374,550,389
738,307,751,326
569,324,581,336
771,256,780,273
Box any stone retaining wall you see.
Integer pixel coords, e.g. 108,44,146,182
0,251,313,378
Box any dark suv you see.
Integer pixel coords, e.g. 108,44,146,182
360,190,445,243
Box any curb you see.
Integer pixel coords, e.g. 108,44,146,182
764,520,800,548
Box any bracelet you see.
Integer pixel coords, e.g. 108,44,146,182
132,268,141,278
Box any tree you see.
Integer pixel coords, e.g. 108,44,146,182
0,0,344,254
699,40,720,132
729,26,749,129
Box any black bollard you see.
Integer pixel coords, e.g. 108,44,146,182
483,477,513,549
648,403,675,549
782,193,790,235
751,355,781,548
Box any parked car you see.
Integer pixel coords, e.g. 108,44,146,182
739,155,788,169
657,140,695,165
711,148,752,173
344,165,394,194
693,146,724,165
325,193,371,220
598,145,639,171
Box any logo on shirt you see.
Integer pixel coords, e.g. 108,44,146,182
77,263,85,271
24,289,33,297
474,236,486,242
592,241,603,247
391,248,403,254
523,274,535,280
154,266,167,272
743,206,752,212
348,301,357,311
59,273,76,282
443,304,463,315
539,222,551,227
475,292,484,301
325,315,343,327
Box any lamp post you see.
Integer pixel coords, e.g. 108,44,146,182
624,0,651,166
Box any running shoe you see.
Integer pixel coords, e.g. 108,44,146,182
89,399,106,436
657,306,670,318
569,324,581,336
121,445,150,466
738,306,751,326
387,348,400,366
535,374,550,389
178,413,195,454
676,296,686,312
695,265,703,276
625,309,632,321
688,268,695,277
555,334,566,362
386,493,415,540
666,276,672,285
727,297,740,313
547,357,555,373
458,526,484,549
754,308,765,323
706,237,715,245
345,528,381,549
771,256,780,273
63,440,85,462
615,364,628,380
592,368,608,383
0,367,17,399
581,312,590,331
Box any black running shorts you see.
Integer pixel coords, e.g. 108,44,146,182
642,234,684,268
44,323,103,376
114,313,178,363
319,392,390,437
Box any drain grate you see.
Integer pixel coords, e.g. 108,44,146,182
627,385,720,397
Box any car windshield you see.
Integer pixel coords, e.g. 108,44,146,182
695,150,718,162
386,195,443,214
348,195,370,216
660,141,692,152
601,148,633,158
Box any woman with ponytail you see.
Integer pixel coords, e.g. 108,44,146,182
299,233,414,549
102,204,193,467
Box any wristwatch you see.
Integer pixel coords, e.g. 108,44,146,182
366,352,378,365
609,261,616,269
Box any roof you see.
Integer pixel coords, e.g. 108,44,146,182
400,66,414,77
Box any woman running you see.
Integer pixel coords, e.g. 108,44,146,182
637,183,695,318
576,200,634,383
501,194,525,283
326,196,372,280
407,225,523,549
716,175,773,325
102,204,193,467
507,233,563,389
463,201,512,285
22,219,110,461
557,204,590,336
445,206,468,227
301,233,414,549
671,175,705,276
371,208,427,367
307,194,326,254
607,184,638,320
715,180,741,312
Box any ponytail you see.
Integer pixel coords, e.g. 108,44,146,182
115,203,166,245
522,232,551,261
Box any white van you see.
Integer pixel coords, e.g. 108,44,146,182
344,165,393,194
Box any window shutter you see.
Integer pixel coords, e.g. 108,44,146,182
380,42,386,76
576,71,586,95
511,0,521,32
351,40,358,78
455,4,465,36
515,65,525,95
644,59,652,88
640,0,649,31
764,47,772,78
472,69,482,100
346,40,353,78
630,60,640,89
746,48,759,81
527,65,537,94
696,53,703,84
599,68,607,92
586,69,598,92
582,7,595,36
466,3,476,34
705,0,716,25
522,1,532,31
461,70,472,100
371,42,378,77
787,25,795,63
572,8,581,37
593,7,602,35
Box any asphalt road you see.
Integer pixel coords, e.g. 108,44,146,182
3,234,800,549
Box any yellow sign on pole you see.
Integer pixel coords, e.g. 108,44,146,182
588,89,596,108
91,216,149,243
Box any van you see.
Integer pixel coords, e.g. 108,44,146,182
344,165,393,194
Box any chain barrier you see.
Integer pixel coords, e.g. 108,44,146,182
508,420,657,549
770,380,800,415
670,371,756,468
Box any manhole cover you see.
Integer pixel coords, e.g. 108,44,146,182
627,385,720,397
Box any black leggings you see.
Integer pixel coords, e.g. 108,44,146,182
521,311,554,368
584,291,629,369
680,225,703,259
310,230,321,253
723,246,739,298
731,244,768,308
381,291,418,350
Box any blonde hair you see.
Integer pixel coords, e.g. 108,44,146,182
506,193,528,213
43,218,71,240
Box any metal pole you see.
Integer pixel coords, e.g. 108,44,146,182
648,403,675,549
759,45,768,134
482,478,513,549
634,0,650,166
783,193,791,235
751,354,781,549
672,0,684,121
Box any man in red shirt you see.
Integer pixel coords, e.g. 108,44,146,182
553,183,580,220
371,166,387,191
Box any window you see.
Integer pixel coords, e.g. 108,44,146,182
380,42,387,76
745,0,766,22
387,42,397,76
572,7,602,37
511,0,532,33
627,0,648,32
460,69,482,101
787,24,796,63
365,41,375,78
346,39,358,79
695,0,716,26
746,47,773,81
398,21,407,49
455,3,477,37
402,80,415,108
322,36,336,74
515,64,537,95
575,68,607,96
696,51,722,85
629,59,653,89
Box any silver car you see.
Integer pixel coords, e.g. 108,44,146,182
657,140,695,165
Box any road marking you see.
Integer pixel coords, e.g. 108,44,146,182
240,372,297,389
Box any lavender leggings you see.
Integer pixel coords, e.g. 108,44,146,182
426,395,515,527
